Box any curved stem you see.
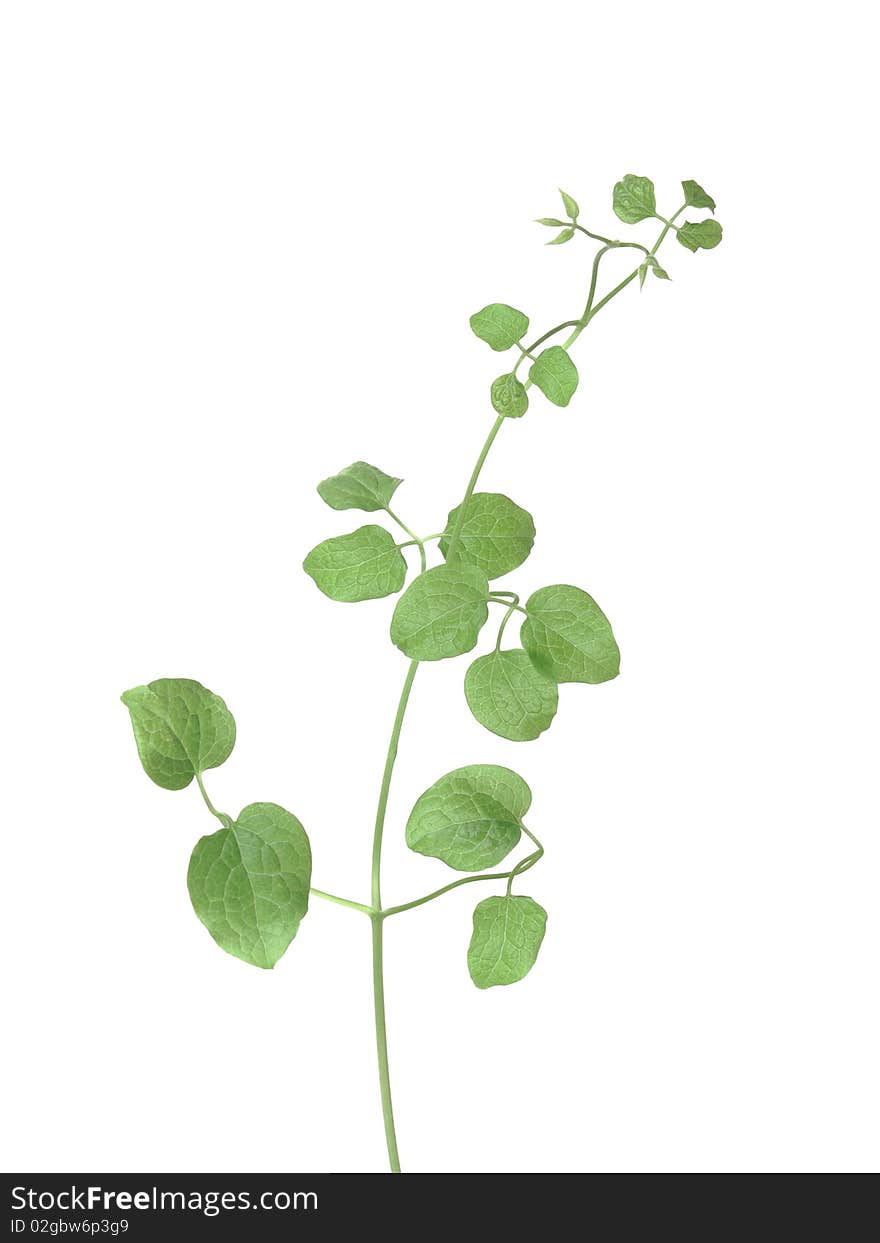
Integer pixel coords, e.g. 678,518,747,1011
195,772,230,825
310,888,373,916
383,847,543,918
443,413,507,560
495,600,518,650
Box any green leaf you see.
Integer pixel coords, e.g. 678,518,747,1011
468,895,547,988
640,256,670,287
612,173,657,224
677,219,723,252
682,179,716,212
529,346,578,407
520,585,620,684
390,564,489,660
316,461,403,512
465,649,558,741
535,217,566,227
490,373,529,420
469,303,529,352
121,678,235,791
547,228,575,245
439,492,535,579
559,188,579,219
405,763,530,871
187,802,311,970
303,524,407,602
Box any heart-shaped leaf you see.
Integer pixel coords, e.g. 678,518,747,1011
317,461,403,512
439,492,535,578
390,564,489,660
405,763,530,871
520,585,620,684
468,894,547,988
529,346,578,407
304,525,407,602
490,373,529,420
121,678,235,791
469,303,529,352
612,174,657,224
188,802,311,969
465,649,558,741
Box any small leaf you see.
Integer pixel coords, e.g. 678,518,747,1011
468,895,547,988
303,525,407,603
535,217,566,227
520,585,620,684
317,461,402,512
638,263,648,289
390,564,489,660
612,173,657,224
187,802,311,969
547,228,575,245
529,346,579,407
677,219,723,252
469,303,529,352
465,650,558,741
682,179,716,212
559,188,579,219
652,263,670,280
439,492,535,579
121,678,235,791
405,764,530,871
490,373,529,420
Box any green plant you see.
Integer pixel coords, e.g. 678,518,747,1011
121,174,722,1172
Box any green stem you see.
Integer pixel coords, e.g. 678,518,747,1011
364,207,681,1171
383,847,543,918
495,600,519,650
444,413,507,559
371,912,400,1172
195,772,230,826
310,888,373,916
369,657,419,1173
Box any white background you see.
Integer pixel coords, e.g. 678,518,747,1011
1,1,877,1175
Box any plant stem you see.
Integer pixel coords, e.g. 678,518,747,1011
371,911,400,1172
444,412,507,559
365,207,682,1172
309,888,373,916
383,847,543,918
195,772,230,825
369,656,418,1173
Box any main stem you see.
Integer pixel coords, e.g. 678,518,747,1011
370,657,418,1173
367,211,678,1172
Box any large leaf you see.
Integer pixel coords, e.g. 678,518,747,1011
468,895,548,988
469,303,529,352
303,525,406,602
405,763,530,871
316,461,402,512
187,802,311,970
677,219,723,252
612,173,657,224
520,585,620,684
490,373,529,420
390,564,489,660
121,678,235,791
529,346,578,407
681,179,716,212
465,649,558,741
439,492,535,578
